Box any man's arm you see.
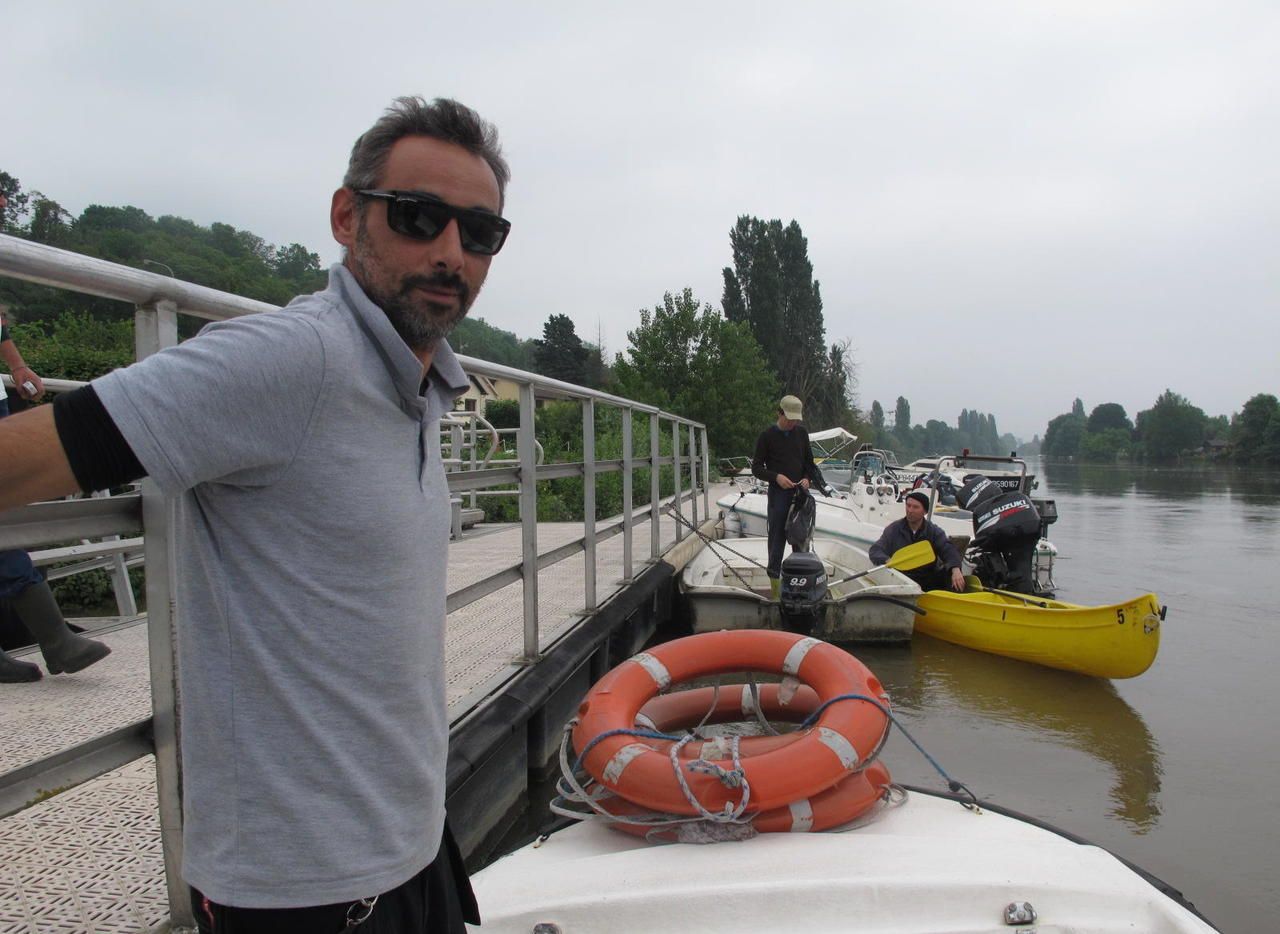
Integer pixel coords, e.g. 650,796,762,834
0,406,80,509
868,523,896,566
751,431,777,484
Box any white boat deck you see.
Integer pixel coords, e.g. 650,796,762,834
0,514,689,933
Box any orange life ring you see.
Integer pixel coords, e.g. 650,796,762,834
634,682,819,760
573,629,890,816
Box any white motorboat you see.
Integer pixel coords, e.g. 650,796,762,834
468,631,1217,933
719,454,1058,595
468,786,1217,933
679,536,921,642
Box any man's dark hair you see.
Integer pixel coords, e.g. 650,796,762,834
343,96,510,207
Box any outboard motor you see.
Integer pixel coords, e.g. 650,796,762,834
968,490,1042,594
778,552,828,635
956,475,1004,514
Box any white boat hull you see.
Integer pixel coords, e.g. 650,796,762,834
467,788,1216,933
680,537,920,642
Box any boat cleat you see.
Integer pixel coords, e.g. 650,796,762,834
1003,900,1038,926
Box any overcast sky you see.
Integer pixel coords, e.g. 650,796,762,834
5,1,1277,439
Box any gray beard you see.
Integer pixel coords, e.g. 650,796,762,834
379,292,459,352
350,215,472,353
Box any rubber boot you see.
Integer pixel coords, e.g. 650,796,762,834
770,577,781,600
0,647,42,682
11,581,112,675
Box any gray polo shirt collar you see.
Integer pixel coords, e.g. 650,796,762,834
327,264,469,416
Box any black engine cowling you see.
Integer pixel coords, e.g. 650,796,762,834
967,487,1043,594
779,551,828,634
957,475,1004,513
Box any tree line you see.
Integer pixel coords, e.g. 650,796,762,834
857,396,1022,462
1041,391,1280,464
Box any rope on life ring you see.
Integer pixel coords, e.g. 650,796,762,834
572,630,892,818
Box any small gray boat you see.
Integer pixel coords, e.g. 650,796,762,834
679,536,921,642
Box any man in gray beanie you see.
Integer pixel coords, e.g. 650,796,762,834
869,488,966,591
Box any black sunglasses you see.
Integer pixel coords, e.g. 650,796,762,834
356,189,511,256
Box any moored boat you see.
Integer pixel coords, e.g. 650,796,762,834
679,536,921,642
914,588,1165,679
467,630,1214,932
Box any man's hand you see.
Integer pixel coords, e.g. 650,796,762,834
951,567,966,591
777,475,795,490
14,367,44,401
798,478,810,490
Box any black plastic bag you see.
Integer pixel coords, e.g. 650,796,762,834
785,486,816,549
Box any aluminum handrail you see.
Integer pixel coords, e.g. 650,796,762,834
0,234,701,424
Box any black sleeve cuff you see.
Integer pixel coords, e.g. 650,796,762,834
52,385,147,492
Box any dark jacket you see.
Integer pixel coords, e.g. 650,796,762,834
752,424,819,490
869,517,962,570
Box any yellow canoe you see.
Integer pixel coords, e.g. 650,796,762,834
914,589,1164,679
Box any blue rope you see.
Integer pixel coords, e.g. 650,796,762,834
571,726,685,777
800,692,979,805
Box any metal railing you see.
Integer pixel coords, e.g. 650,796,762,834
0,233,710,927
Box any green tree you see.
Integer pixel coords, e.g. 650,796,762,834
1231,394,1280,463
0,171,30,231
1081,427,1133,463
1087,403,1132,434
721,216,845,423
10,311,135,381
532,313,589,385
27,193,74,246
894,396,911,439
451,317,534,369
1043,412,1086,458
870,400,885,430
1134,390,1206,462
613,288,778,458
1072,397,1085,418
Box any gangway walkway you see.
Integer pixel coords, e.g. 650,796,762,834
0,514,685,933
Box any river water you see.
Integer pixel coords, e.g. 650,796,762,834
853,459,1280,932
497,460,1278,932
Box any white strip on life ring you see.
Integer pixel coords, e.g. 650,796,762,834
782,637,820,677
631,652,672,690
788,798,814,832
603,742,652,785
818,727,859,770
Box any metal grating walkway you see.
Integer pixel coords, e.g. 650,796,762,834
0,513,691,933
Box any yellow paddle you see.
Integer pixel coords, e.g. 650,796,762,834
831,540,936,587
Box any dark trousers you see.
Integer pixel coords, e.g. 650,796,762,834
766,485,797,578
191,822,478,933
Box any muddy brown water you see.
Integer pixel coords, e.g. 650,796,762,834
491,460,1279,932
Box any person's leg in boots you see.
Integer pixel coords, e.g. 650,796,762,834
10,579,111,675
766,486,795,599
0,646,42,682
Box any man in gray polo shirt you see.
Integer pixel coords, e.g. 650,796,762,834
0,96,510,931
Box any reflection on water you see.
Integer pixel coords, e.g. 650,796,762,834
857,636,1163,831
